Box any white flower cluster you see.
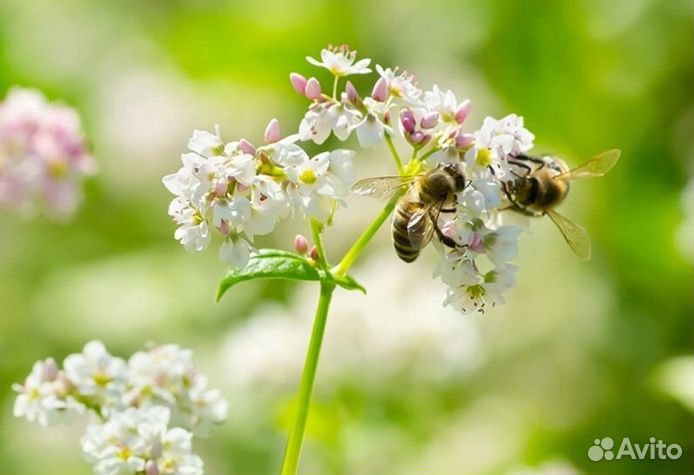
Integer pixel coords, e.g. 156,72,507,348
165,44,538,313
13,341,227,475
291,46,536,313
0,87,95,218
163,122,354,269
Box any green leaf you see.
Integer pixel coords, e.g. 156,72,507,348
216,249,320,301
332,274,367,294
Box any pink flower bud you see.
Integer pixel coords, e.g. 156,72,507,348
469,232,485,253
239,138,255,155
294,234,309,254
456,133,475,149
264,118,281,144
43,358,59,380
305,77,322,100
410,131,425,144
371,77,388,102
214,180,228,197
455,99,471,124
400,109,416,134
217,219,230,235
420,112,439,129
309,245,319,261
345,81,360,104
145,460,160,475
290,72,307,95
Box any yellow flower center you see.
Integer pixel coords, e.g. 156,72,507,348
476,148,492,167
117,447,131,461
299,169,317,185
92,372,111,386
48,159,69,178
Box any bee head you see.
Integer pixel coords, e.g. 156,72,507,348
542,155,570,176
437,162,466,192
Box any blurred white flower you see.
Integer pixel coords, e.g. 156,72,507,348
0,87,95,218
81,406,203,475
306,45,372,77
13,358,81,426
15,340,227,474
63,340,128,406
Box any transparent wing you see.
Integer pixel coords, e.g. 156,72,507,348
546,209,592,260
351,175,417,200
556,149,621,180
406,199,444,249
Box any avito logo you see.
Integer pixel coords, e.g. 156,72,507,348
588,437,682,462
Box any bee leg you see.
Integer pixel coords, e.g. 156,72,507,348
434,223,460,249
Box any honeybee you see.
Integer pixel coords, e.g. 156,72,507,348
352,162,467,262
503,149,621,260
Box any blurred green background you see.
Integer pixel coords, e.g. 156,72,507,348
0,0,692,474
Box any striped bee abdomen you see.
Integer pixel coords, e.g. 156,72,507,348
392,201,427,263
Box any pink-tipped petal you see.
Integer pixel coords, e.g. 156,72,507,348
456,133,475,149
345,81,360,103
455,99,472,124
264,118,281,143
400,109,416,134
294,234,309,254
214,180,228,197
371,77,388,102
410,131,424,144
290,72,308,95
469,233,485,253
239,138,256,155
420,112,439,129
218,220,230,235
305,77,322,100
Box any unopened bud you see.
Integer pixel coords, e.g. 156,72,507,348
43,358,59,380
309,245,319,261
371,77,388,102
305,77,322,100
214,180,228,197
217,219,230,235
456,133,475,149
455,99,471,124
264,118,281,144
294,234,309,254
239,138,256,155
345,81,360,104
400,109,416,134
410,131,427,144
145,460,160,475
420,112,439,129
469,232,485,253
289,72,307,95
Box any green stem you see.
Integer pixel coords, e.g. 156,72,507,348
384,135,404,174
280,282,336,475
279,137,419,474
310,220,329,269
332,76,339,100
332,198,399,278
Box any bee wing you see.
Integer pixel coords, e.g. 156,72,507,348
555,149,621,180
407,199,445,249
546,209,592,260
351,175,417,200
